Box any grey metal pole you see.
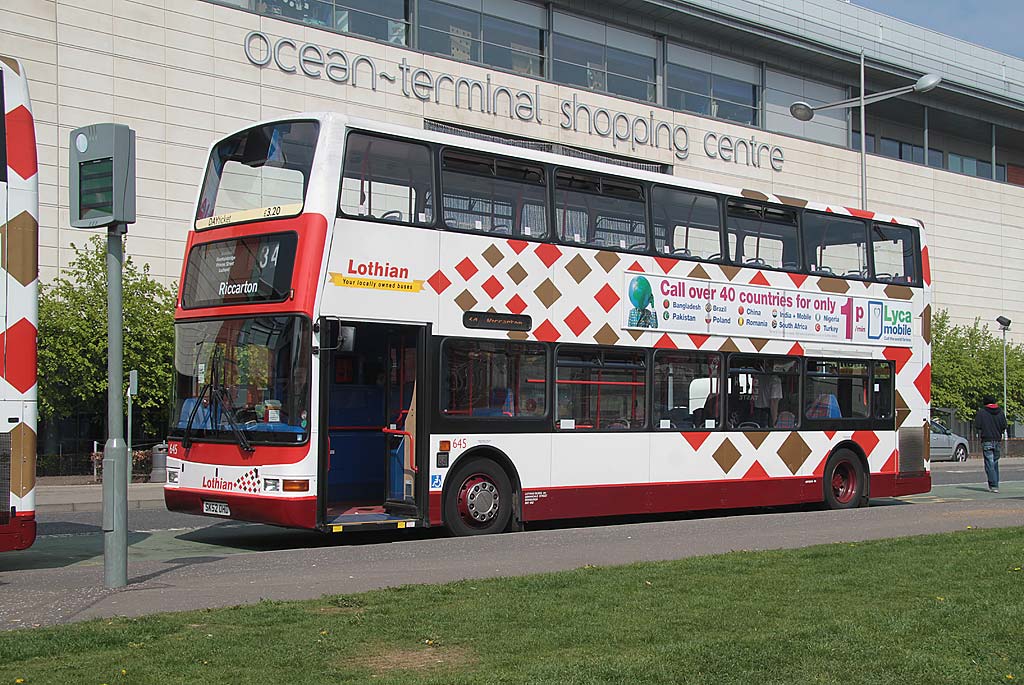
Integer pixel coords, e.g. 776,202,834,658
103,225,128,589
1003,327,1008,449
860,48,867,210
126,386,132,492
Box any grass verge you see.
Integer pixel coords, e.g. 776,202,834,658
1,527,1022,684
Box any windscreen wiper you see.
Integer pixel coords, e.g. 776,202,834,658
182,379,212,450
209,349,255,453
212,384,254,453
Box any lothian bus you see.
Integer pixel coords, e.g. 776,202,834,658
0,55,39,551
165,112,931,536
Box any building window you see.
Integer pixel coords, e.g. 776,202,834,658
552,13,657,103
875,136,925,164
948,152,999,179
251,0,408,41
335,0,409,44
553,36,656,102
928,147,944,168
852,132,875,153
667,45,759,126
666,67,758,126
418,0,545,77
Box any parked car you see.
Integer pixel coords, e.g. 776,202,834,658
930,419,969,461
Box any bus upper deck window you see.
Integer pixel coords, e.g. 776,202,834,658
871,223,919,285
440,150,548,238
339,132,435,225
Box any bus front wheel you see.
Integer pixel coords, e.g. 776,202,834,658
823,449,867,510
444,458,513,536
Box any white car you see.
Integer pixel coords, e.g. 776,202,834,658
930,420,970,462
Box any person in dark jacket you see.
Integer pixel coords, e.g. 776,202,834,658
974,395,1008,492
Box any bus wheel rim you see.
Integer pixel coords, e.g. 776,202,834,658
832,462,856,503
457,475,500,525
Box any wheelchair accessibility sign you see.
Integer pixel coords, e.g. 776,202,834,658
430,475,443,490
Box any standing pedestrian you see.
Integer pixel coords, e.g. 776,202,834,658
974,394,1008,493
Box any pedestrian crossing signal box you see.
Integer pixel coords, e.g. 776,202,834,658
69,123,136,229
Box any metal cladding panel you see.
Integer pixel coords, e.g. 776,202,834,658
898,424,927,475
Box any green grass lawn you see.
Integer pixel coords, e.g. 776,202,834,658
2,527,1022,684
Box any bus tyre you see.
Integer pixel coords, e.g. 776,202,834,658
823,449,866,510
444,459,513,536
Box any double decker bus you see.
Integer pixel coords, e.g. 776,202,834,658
165,113,931,536
0,55,39,551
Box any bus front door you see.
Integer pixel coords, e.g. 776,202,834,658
322,321,422,528
383,329,419,509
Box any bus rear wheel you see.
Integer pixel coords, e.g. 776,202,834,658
444,458,513,536
823,449,866,510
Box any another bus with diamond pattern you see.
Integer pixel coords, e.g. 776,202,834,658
1,55,39,552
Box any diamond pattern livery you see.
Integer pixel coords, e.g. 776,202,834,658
455,257,478,281
564,307,591,336
482,276,504,299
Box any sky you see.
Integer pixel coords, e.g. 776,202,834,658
852,0,1024,59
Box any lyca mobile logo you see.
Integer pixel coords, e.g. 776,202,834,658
866,301,912,339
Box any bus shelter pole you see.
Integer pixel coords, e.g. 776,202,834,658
103,225,128,589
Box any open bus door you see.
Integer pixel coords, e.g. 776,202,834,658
319,320,427,532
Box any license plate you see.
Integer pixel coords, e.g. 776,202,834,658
203,501,231,516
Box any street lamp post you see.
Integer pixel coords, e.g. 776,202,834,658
789,52,942,209
997,316,1011,447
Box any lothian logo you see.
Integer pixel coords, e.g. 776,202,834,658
202,476,235,491
202,468,261,493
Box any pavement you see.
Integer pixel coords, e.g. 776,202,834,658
34,482,166,513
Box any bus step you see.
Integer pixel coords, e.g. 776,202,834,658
325,512,419,533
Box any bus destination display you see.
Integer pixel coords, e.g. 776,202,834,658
182,232,297,308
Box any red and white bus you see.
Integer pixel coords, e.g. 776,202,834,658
0,55,39,551
165,113,932,535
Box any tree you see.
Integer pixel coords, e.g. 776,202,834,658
38,236,176,442
931,309,1024,421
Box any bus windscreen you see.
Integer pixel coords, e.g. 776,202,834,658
182,232,297,308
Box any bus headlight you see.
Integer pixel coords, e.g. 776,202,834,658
167,470,179,484
263,478,281,492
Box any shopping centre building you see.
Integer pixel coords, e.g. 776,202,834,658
5,0,1024,332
